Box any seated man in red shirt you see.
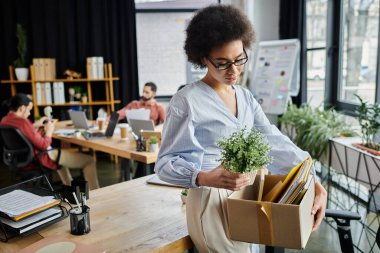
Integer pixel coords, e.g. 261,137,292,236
1,94,100,190
117,82,166,125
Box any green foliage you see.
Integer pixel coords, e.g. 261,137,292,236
355,95,380,150
181,189,188,196
280,103,357,160
149,135,158,144
74,86,81,93
217,127,273,173
13,24,27,68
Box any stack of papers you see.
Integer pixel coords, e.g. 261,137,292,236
0,190,60,221
266,156,313,204
0,208,62,234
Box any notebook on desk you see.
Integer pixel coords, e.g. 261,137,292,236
146,175,186,188
81,112,119,140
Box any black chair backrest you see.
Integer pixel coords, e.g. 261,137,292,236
0,125,34,169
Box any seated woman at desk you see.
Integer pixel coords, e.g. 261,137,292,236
1,93,100,189
155,5,327,253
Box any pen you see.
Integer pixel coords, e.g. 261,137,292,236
72,192,82,214
64,198,73,209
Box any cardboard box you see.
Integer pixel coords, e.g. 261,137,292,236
227,174,315,249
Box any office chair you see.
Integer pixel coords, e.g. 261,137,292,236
0,125,58,182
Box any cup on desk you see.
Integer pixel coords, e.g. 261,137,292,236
119,123,129,139
70,206,91,235
74,131,81,138
97,118,105,131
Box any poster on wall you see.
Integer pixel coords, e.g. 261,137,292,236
250,39,300,115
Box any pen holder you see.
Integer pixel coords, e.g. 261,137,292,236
69,206,91,235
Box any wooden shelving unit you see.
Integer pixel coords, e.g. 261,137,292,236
1,63,120,119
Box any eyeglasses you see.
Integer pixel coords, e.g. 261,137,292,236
207,49,248,70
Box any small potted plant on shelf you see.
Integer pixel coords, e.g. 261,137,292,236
81,92,88,103
149,136,159,153
74,87,81,101
352,95,380,155
13,24,29,81
217,127,273,185
180,189,188,204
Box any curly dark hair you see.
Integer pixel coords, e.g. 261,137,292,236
184,4,255,68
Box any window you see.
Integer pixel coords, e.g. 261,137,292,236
303,0,380,114
306,0,328,108
339,0,379,104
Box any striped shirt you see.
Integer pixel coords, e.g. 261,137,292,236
154,81,310,188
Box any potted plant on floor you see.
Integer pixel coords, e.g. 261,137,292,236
217,127,273,185
180,189,188,204
352,95,380,155
280,103,357,164
13,24,29,81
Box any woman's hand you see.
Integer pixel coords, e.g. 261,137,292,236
311,182,327,232
44,120,55,137
33,116,48,128
196,165,250,191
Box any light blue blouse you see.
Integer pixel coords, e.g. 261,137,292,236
154,81,310,188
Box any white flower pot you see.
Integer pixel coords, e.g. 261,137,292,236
244,170,258,185
149,143,159,153
181,194,187,204
15,68,29,81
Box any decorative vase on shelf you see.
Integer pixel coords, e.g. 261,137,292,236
15,68,29,81
81,95,88,103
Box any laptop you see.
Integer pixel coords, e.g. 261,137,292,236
128,119,155,136
68,110,93,129
81,112,119,140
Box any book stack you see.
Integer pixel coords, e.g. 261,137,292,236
263,156,314,204
36,82,65,105
32,58,56,80
0,189,62,234
86,56,104,79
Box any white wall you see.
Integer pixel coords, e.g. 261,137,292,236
252,0,280,42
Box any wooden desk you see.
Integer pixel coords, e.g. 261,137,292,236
0,177,193,253
53,121,158,164
53,121,158,180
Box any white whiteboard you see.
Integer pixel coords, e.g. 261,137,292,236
250,39,300,115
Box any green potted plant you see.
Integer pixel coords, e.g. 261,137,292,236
180,189,188,204
13,24,28,80
149,136,159,153
217,127,273,185
280,103,357,163
74,87,82,101
81,92,88,103
352,95,380,155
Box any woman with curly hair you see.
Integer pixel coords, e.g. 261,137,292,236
155,4,327,253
